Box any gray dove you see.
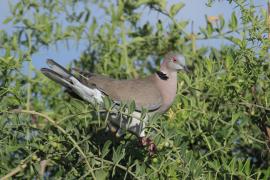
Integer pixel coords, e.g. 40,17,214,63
41,52,188,153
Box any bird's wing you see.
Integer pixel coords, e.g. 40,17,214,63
77,72,163,111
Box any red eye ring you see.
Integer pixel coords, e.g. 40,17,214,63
172,57,177,62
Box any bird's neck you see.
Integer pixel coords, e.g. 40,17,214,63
155,69,178,112
158,67,178,82
156,71,169,80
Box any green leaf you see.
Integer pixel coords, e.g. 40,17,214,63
3,17,13,24
95,170,108,180
225,54,233,69
128,100,136,114
132,37,145,43
199,27,208,38
229,157,236,173
229,11,237,31
103,96,112,110
102,141,112,158
243,159,251,176
219,14,225,30
157,0,166,11
207,160,221,171
231,113,240,125
84,8,91,22
226,36,242,47
112,146,125,164
77,12,84,21
23,19,33,27
177,20,189,29
88,17,97,36
205,59,213,73
206,21,213,37
169,3,184,17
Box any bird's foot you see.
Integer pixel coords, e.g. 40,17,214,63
139,137,157,156
106,122,118,133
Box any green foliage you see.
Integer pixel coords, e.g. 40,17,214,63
1,0,270,179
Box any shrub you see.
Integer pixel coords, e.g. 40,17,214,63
0,0,270,179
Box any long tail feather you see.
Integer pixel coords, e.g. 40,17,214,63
46,59,71,79
40,68,74,89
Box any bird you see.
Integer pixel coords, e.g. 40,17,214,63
41,52,188,154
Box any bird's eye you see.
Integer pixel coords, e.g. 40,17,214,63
172,57,177,62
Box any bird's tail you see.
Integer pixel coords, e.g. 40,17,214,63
41,59,104,104
41,59,74,89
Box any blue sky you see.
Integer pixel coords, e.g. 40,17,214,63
0,0,267,70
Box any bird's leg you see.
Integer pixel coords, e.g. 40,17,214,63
106,122,118,133
116,128,125,138
139,137,157,156
106,122,126,138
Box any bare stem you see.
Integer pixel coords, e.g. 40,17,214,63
26,62,31,111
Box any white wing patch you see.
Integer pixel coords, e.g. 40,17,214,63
109,110,148,137
70,77,104,104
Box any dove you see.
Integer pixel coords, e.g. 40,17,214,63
41,52,188,153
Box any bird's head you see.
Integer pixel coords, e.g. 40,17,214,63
161,52,188,72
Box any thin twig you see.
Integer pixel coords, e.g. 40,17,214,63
239,102,270,111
